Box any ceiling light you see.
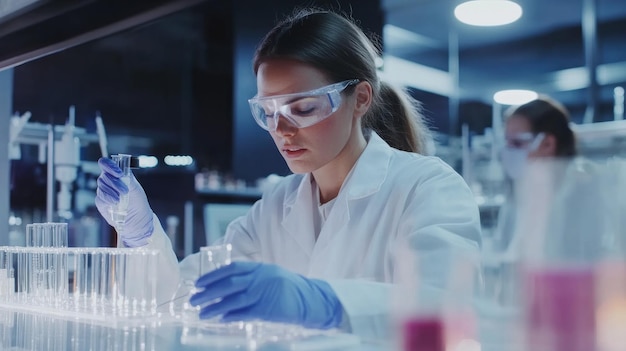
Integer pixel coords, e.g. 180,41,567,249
454,0,523,26
493,89,537,105
137,155,158,168
164,155,194,167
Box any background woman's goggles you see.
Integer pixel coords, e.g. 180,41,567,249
248,79,359,131
504,132,545,149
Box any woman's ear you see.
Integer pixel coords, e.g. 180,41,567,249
540,133,557,156
353,81,373,119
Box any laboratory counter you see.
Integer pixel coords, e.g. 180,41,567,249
0,306,387,351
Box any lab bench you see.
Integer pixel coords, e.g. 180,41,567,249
0,306,383,351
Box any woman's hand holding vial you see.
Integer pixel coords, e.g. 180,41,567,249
109,154,131,229
95,155,154,247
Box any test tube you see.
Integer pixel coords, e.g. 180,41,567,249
71,248,89,312
0,249,6,297
26,223,68,247
109,154,132,233
0,248,13,299
54,248,69,307
115,250,129,316
99,249,115,315
133,249,158,316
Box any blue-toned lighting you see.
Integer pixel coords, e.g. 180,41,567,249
455,0,522,26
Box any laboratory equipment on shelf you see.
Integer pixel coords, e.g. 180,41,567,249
54,106,81,220
8,105,109,222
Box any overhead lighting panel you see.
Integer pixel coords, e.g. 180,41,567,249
454,0,523,26
493,89,537,105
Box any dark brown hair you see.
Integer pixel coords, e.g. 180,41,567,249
506,95,577,157
253,8,431,154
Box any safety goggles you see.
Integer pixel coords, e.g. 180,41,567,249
248,79,360,131
504,132,545,149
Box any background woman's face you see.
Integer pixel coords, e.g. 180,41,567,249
255,59,359,174
505,115,532,143
505,115,546,158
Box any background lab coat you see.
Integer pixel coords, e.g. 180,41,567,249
149,132,482,339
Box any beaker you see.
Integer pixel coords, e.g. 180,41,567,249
390,236,483,351
108,154,132,233
515,157,615,351
200,244,232,274
170,244,232,322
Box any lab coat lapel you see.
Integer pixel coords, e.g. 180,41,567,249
314,133,392,251
281,173,317,256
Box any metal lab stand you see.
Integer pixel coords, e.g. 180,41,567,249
9,108,105,222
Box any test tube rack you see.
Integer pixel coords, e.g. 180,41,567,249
0,309,159,351
0,246,158,321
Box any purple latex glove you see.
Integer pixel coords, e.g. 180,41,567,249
95,157,153,247
189,262,343,329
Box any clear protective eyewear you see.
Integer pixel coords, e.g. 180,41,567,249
504,132,545,150
248,79,360,131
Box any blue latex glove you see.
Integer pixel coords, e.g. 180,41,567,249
189,262,343,329
95,157,153,247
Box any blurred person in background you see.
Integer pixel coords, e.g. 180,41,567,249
496,95,606,265
500,95,576,182
495,95,577,252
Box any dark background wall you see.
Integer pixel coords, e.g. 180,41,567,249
3,0,383,252
9,0,384,184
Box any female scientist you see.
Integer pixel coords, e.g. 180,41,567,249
500,95,576,181
496,95,577,251
95,8,482,338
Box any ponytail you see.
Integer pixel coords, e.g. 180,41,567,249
363,80,433,154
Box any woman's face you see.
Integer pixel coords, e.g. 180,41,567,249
255,59,363,174
505,114,549,158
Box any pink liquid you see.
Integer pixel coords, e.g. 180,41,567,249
524,267,596,351
402,316,444,351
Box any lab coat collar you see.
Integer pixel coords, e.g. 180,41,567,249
343,132,392,200
281,173,317,255
283,131,392,208
281,132,392,253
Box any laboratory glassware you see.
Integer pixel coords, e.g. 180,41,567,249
109,154,132,234
515,157,610,351
200,244,232,274
169,244,232,322
0,250,15,299
25,222,68,247
0,245,158,320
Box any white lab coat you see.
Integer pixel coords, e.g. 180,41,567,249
505,157,609,262
149,132,482,339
